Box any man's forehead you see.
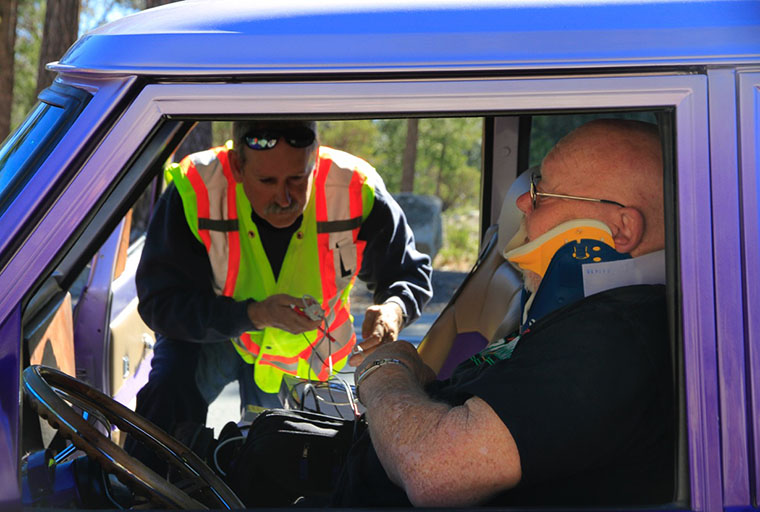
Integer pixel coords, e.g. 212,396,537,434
537,155,571,184
247,153,314,178
541,140,605,182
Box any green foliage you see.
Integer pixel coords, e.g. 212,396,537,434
319,118,483,270
319,118,482,213
372,119,405,192
318,120,380,161
12,0,44,130
434,207,480,270
413,118,481,212
319,119,403,190
212,121,233,146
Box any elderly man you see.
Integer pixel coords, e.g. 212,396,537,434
334,119,673,507
128,120,432,473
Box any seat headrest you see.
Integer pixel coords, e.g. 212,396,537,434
496,168,533,253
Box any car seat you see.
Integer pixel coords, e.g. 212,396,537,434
417,171,530,379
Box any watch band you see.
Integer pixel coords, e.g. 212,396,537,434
355,358,410,404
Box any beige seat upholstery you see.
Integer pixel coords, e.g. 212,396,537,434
110,297,155,397
418,173,529,376
29,292,76,377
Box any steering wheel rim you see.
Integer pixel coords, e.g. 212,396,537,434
23,365,244,510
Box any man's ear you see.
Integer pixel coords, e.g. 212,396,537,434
611,207,645,254
228,149,244,183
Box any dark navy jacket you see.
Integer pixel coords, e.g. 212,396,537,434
136,182,433,343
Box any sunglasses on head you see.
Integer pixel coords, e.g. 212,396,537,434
244,126,316,150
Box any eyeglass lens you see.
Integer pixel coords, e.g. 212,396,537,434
530,174,540,209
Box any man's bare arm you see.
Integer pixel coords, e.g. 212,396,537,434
355,341,522,506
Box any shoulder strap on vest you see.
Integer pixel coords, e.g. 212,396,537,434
314,146,376,233
168,144,240,296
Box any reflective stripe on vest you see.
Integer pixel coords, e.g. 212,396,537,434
169,144,376,392
167,143,240,296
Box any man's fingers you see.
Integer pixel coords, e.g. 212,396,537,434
348,353,363,367
349,339,366,366
360,333,383,352
250,294,325,334
353,303,404,366
361,310,380,338
349,336,382,366
269,299,322,333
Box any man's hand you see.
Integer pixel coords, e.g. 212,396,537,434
247,294,322,334
349,302,404,366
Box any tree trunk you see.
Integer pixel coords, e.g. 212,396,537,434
400,118,418,193
36,0,80,96
0,0,18,141
435,140,446,199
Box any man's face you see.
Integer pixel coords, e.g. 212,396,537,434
232,142,315,228
515,161,608,243
514,150,616,291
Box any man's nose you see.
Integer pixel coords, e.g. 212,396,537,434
275,184,291,206
516,191,532,214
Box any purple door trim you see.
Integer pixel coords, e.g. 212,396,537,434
0,306,21,509
707,68,751,506
73,219,126,393
673,75,723,512
738,72,760,508
0,76,137,265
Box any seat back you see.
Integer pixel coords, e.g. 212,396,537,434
418,172,530,376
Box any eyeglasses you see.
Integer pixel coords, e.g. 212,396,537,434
530,172,626,210
244,126,316,150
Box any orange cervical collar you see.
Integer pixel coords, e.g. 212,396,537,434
504,219,615,278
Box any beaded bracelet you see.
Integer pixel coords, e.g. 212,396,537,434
355,358,410,405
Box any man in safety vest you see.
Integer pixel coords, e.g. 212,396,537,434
127,120,432,474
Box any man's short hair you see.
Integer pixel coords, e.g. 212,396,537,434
232,120,319,163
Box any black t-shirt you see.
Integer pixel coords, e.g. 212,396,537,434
333,284,675,507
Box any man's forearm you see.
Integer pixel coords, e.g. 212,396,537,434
355,342,522,506
359,363,450,494
136,186,256,342
137,289,255,342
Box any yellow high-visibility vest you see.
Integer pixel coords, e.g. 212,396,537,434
167,142,377,392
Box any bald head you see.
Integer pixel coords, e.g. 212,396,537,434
518,119,664,258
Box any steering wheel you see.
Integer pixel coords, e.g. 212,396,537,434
23,365,244,509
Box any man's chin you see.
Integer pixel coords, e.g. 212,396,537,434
523,270,542,294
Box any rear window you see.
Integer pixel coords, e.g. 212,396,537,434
0,83,90,216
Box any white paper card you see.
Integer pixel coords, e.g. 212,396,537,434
582,250,666,297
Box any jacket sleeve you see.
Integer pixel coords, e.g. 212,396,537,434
357,179,433,326
135,185,256,342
